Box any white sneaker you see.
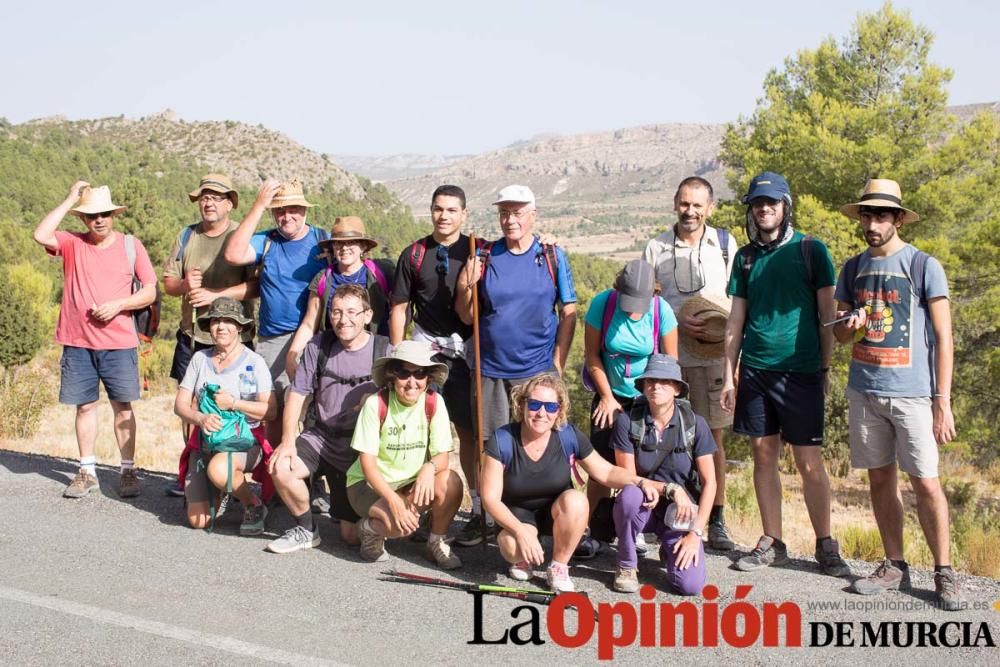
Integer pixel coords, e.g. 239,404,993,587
508,560,532,581
546,562,575,593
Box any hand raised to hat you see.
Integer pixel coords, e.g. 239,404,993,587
680,313,707,338
66,180,91,203
253,178,281,209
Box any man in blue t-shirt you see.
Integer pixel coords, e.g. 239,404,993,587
456,185,577,448
225,178,329,446
832,179,963,611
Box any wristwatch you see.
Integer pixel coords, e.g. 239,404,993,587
691,527,704,538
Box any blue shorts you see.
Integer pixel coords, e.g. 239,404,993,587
59,346,140,405
733,366,824,446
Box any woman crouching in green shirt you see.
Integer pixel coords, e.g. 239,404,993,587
345,340,464,569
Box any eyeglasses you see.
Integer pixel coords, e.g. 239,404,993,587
83,212,114,221
499,208,533,222
526,399,560,414
392,367,430,381
435,244,449,275
198,194,230,204
330,308,368,320
672,232,706,295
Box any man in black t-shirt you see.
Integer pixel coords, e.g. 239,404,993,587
389,185,485,545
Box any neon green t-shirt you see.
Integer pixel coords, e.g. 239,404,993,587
346,390,453,488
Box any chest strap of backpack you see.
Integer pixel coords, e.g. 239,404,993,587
495,424,585,487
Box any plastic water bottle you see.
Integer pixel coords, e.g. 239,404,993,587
239,366,259,427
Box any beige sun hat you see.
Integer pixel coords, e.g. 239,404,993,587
268,179,315,209
319,216,378,257
372,340,449,388
188,174,238,208
70,186,127,218
839,179,920,223
678,294,730,360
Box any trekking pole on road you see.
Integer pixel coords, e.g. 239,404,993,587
469,234,488,552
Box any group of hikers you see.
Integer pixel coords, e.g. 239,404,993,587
32,168,964,609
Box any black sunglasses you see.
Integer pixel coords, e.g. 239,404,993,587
392,367,430,381
435,244,449,275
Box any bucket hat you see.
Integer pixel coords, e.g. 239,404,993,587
635,354,689,398
678,295,730,360
839,179,919,223
188,174,238,208
70,186,127,218
197,297,253,328
372,340,449,388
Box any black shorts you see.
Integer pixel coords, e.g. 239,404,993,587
170,328,254,382
295,438,360,523
733,366,824,446
435,354,473,431
590,393,635,463
508,502,556,537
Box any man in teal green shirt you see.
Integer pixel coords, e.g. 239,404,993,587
721,171,849,578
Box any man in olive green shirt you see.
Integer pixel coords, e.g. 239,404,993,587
162,174,256,493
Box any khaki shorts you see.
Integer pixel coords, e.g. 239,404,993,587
682,361,732,430
347,480,416,518
846,386,938,478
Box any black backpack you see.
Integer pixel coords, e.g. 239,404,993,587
124,234,160,343
627,396,701,499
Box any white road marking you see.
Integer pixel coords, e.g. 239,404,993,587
0,585,345,666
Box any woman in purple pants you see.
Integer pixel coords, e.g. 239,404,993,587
611,354,717,595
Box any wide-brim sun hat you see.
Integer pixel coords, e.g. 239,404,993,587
70,186,127,218
839,178,920,224
372,340,449,388
197,296,253,328
188,173,238,208
635,354,689,398
268,179,315,208
318,216,378,257
678,295,730,360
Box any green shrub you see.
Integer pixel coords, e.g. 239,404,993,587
0,365,55,439
839,525,884,562
0,265,48,367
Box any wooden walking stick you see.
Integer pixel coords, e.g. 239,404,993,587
469,234,489,550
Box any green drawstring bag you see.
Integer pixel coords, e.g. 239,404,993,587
197,383,256,530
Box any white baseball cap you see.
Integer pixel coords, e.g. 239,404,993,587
493,184,535,206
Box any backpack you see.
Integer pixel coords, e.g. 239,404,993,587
478,238,560,287
256,226,330,278
315,259,391,331
627,397,701,498
740,233,817,286
493,423,587,491
716,227,731,270
196,383,257,495
581,290,660,392
376,387,438,430
124,234,161,343
311,332,391,396
840,249,930,308
173,223,199,266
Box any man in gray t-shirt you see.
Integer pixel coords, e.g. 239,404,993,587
832,179,963,611
265,284,390,554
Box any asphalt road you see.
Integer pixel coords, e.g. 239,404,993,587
1,449,998,666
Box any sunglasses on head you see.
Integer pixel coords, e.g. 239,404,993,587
392,367,430,381
526,398,560,414
435,244,449,275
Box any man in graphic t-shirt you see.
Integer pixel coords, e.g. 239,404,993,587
832,178,963,611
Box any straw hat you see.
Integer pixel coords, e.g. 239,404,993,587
268,179,315,208
372,340,449,388
839,179,919,223
70,186,127,218
188,174,238,208
678,295,730,360
319,216,378,257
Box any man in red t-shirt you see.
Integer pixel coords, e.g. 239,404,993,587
33,181,157,499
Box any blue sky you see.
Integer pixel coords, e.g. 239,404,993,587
4,0,996,155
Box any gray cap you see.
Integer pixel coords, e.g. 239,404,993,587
616,259,655,314
635,354,689,398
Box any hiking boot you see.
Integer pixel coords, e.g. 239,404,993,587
735,535,789,571
165,479,185,497
454,517,495,546
613,566,640,594
708,521,735,551
239,502,268,536
265,526,320,554
934,569,965,611
573,535,601,561
850,559,911,595
63,470,98,498
359,521,389,562
118,469,140,498
426,537,462,570
508,561,532,582
815,538,851,577
546,562,575,594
